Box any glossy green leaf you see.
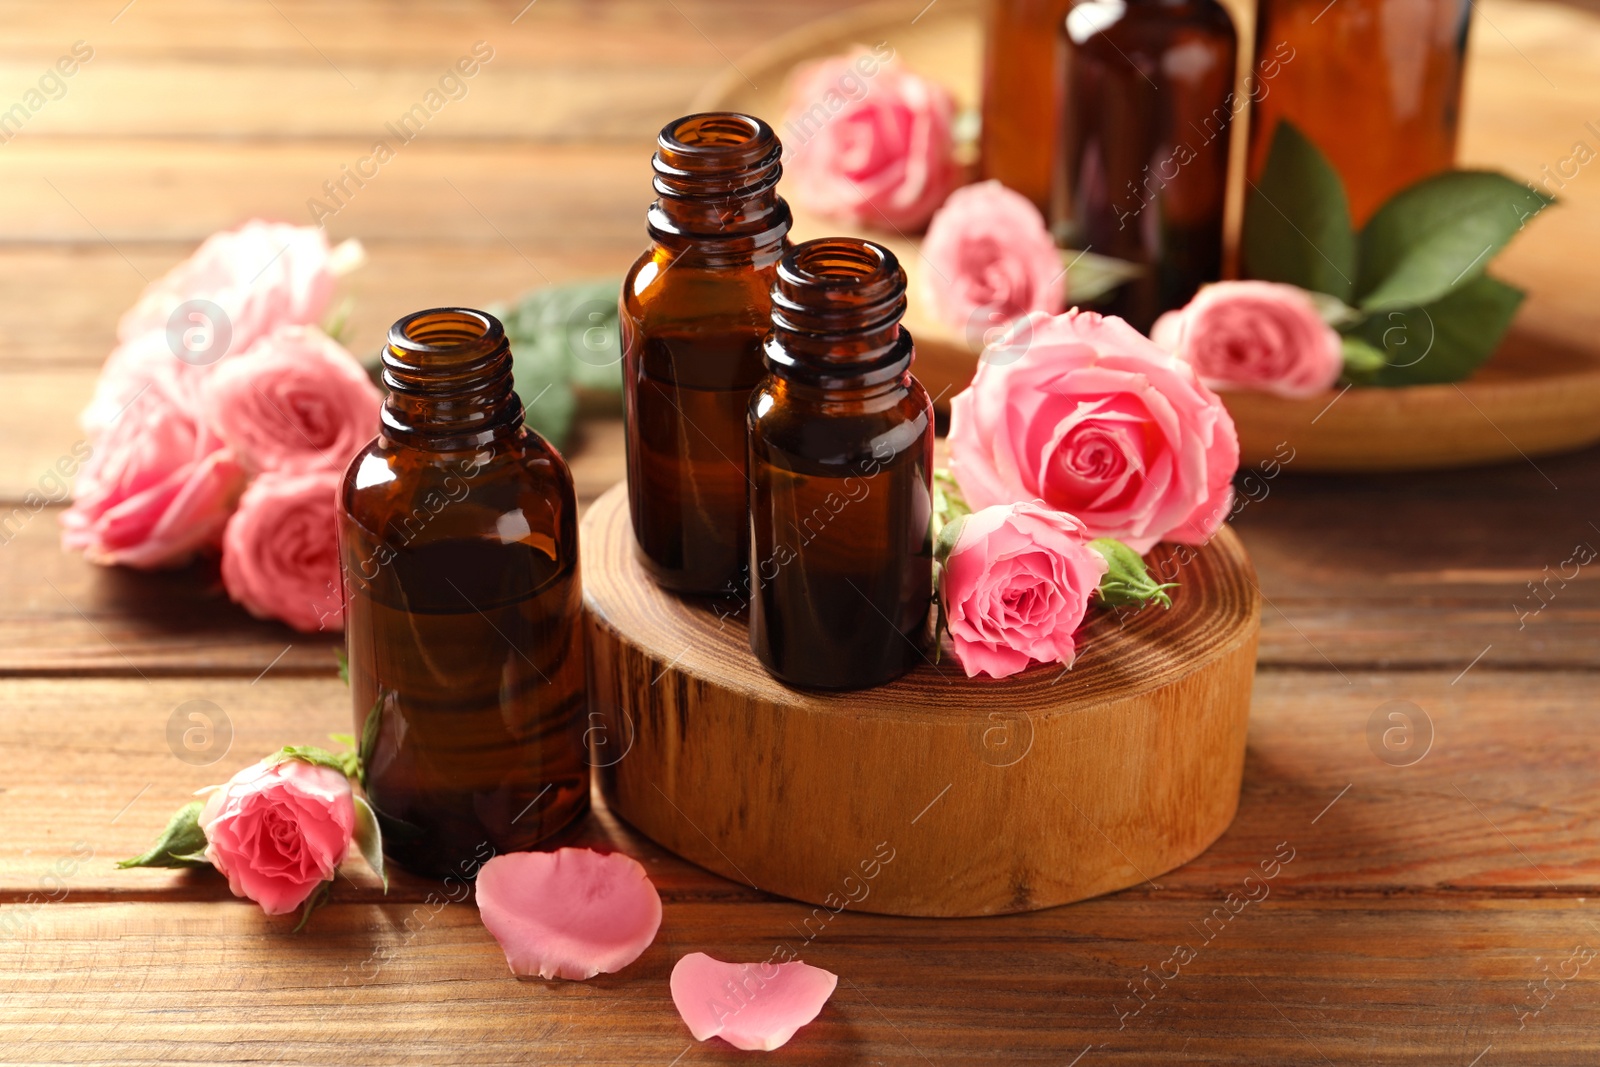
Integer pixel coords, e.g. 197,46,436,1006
1241,120,1357,301
1356,171,1553,311
1345,273,1525,386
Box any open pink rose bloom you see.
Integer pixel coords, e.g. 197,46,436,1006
671,952,838,1051
198,758,355,916
921,179,1065,342
475,848,662,980
1151,280,1343,398
949,309,1240,553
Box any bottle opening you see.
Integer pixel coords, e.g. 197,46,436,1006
664,112,764,152
775,238,905,315
389,307,504,357
787,240,894,286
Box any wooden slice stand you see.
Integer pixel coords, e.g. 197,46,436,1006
582,484,1260,917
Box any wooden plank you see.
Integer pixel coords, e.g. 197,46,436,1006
1,898,1595,1063
0,139,651,245
2,669,1597,900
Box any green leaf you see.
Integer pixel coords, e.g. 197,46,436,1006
269,744,359,780
352,795,387,892
335,646,349,687
494,279,623,448
1339,335,1388,382
1356,171,1554,311
118,800,210,869
1061,249,1145,306
327,733,356,749
1345,273,1525,386
1090,538,1176,609
1241,120,1357,302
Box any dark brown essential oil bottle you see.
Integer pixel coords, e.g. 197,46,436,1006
621,112,792,597
338,308,588,880
747,239,934,691
1055,0,1238,332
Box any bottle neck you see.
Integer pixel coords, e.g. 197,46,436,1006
646,112,792,263
764,238,913,392
381,308,524,452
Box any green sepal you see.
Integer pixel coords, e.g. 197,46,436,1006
335,646,349,686
357,693,384,792
117,800,210,869
352,794,387,893
293,880,333,934
268,744,359,781
327,733,357,750
934,513,967,567
1090,538,1176,609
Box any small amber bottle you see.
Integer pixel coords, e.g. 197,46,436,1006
747,238,934,691
1055,0,1237,332
339,308,588,880
621,112,792,597
1249,0,1470,225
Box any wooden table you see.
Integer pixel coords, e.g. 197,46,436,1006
3,1,1599,1063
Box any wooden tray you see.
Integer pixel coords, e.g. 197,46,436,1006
581,484,1260,917
695,0,1600,472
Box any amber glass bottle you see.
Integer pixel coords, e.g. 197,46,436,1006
747,239,934,691
1249,0,1470,225
339,308,587,880
1056,0,1237,332
621,112,792,597
980,0,1077,214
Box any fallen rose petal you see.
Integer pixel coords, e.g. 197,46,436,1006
475,848,661,980
670,952,838,1051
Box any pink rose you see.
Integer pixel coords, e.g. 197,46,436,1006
1151,281,1343,399
83,222,360,440
61,368,247,568
781,48,958,231
221,469,343,632
118,220,340,352
940,502,1108,679
202,325,380,474
198,757,355,916
949,309,1239,553
921,180,1064,344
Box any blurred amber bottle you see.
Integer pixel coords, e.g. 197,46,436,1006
339,308,587,880
747,238,934,691
1056,0,1237,332
1249,0,1471,225
621,113,792,596
980,0,1076,213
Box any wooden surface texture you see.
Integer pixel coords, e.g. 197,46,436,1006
1,0,1599,1063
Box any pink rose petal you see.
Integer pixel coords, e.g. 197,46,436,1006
671,952,838,1051
475,848,662,980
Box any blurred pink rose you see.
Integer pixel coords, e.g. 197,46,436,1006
202,325,380,475
922,180,1063,343
198,757,355,916
949,309,1239,553
118,220,340,353
781,47,958,231
61,370,246,568
83,221,361,439
940,502,1108,679
221,469,344,632
1151,281,1343,399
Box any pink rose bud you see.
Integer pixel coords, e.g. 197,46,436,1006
921,180,1064,345
202,325,380,474
1150,281,1344,399
61,367,247,569
220,469,344,632
197,757,356,916
781,47,959,231
949,309,1240,553
939,502,1109,679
